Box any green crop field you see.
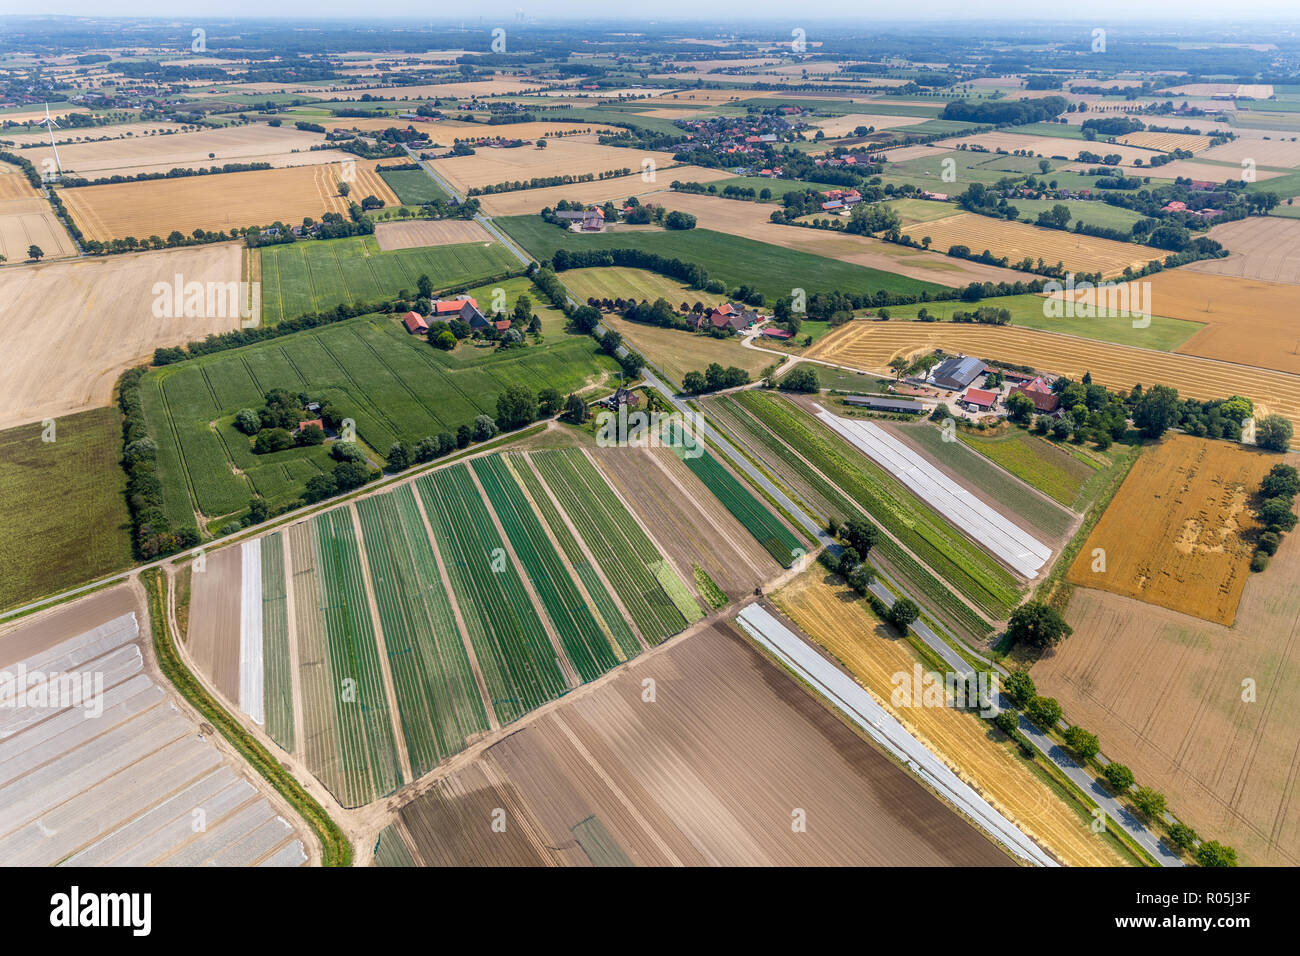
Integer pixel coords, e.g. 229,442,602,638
528,449,693,644
355,487,489,777
141,314,617,524
956,426,1099,508
708,393,993,639
312,508,405,804
472,454,622,682
508,455,642,659
258,235,518,326
417,464,570,724
377,169,449,205
498,215,951,301
0,408,133,611
1009,198,1146,231
734,390,1021,617
881,297,1202,352
260,532,295,753
668,430,806,567
888,421,1077,537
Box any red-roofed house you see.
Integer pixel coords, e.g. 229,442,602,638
403,311,429,334
1162,200,1188,212
1009,383,1061,413
761,327,793,339
962,388,998,410
297,418,323,434
494,320,512,332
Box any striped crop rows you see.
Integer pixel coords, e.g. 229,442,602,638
259,532,295,753
356,487,490,778
416,465,570,724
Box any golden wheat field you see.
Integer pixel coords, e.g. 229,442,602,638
1119,130,1213,153
806,320,1300,435
1067,435,1277,624
429,136,680,194
58,162,397,241
900,212,1165,278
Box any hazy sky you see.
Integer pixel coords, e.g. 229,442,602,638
11,4,1300,23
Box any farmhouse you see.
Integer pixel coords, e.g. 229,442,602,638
961,387,998,411
403,311,429,334
431,296,488,328
929,356,986,391
707,302,760,333
1009,377,1061,413
600,386,641,409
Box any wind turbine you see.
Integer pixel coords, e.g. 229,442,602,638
38,103,63,181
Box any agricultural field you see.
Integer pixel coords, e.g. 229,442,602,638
140,313,616,523
898,212,1165,278
1035,545,1300,867
1199,133,1300,169
806,320,1300,437
806,112,931,138
937,131,1163,167
384,621,1014,866
884,197,962,225
372,218,491,251
731,389,1021,618
58,162,397,242
258,233,517,324
1182,217,1300,285
597,313,769,387
646,189,1027,287
1008,199,1146,232
774,572,1130,867
21,123,348,180
1067,435,1278,625
377,168,449,205
0,585,309,866
562,265,726,309
0,243,243,430
475,165,734,217
0,197,76,262
500,212,954,303
429,136,679,195
0,407,133,611
954,425,1102,508
1118,130,1213,153
882,420,1078,540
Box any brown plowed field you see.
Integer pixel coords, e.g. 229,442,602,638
806,320,1300,435
185,543,242,703
1067,435,1276,625
59,162,397,241
1035,529,1300,866
373,218,492,250
591,446,781,600
391,622,1014,866
899,211,1165,278
774,573,1127,866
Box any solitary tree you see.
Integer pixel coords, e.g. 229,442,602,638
887,598,920,632
1005,601,1073,649
27,244,43,262
1103,761,1134,792
338,181,351,198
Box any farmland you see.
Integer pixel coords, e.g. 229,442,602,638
0,407,133,611
475,165,734,217
0,197,76,262
258,234,518,325
1182,217,1300,285
429,136,679,195
898,212,1165,278
141,313,616,523
385,622,1014,866
729,390,1020,619
0,243,244,430
1067,435,1278,625
500,213,950,303
371,219,492,251
377,168,449,205
1118,130,1213,153
1035,545,1300,867
773,572,1129,867
0,585,309,866
59,163,397,242
597,313,769,387
806,320,1300,436
954,425,1101,508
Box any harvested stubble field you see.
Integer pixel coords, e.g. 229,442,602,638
0,168,39,200
1066,435,1276,625
372,218,492,251
649,190,1026,287
59,163,397,241
806,320,1300,437
938,131,1162,167
475,165,732,217
899,212,1164,278
1181,218,1300,285
1118,130,1213,153
597,313,767,387
430,137,679,195
1035,542,1300,867
21,124,343,179
774,573,1128,866
386,622,1014,866
1199,133,1300,169
808,112,930,138
0,586,309,867
592,445,783,601
0,243,242,430
0,197,77,261
0,407,132,611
